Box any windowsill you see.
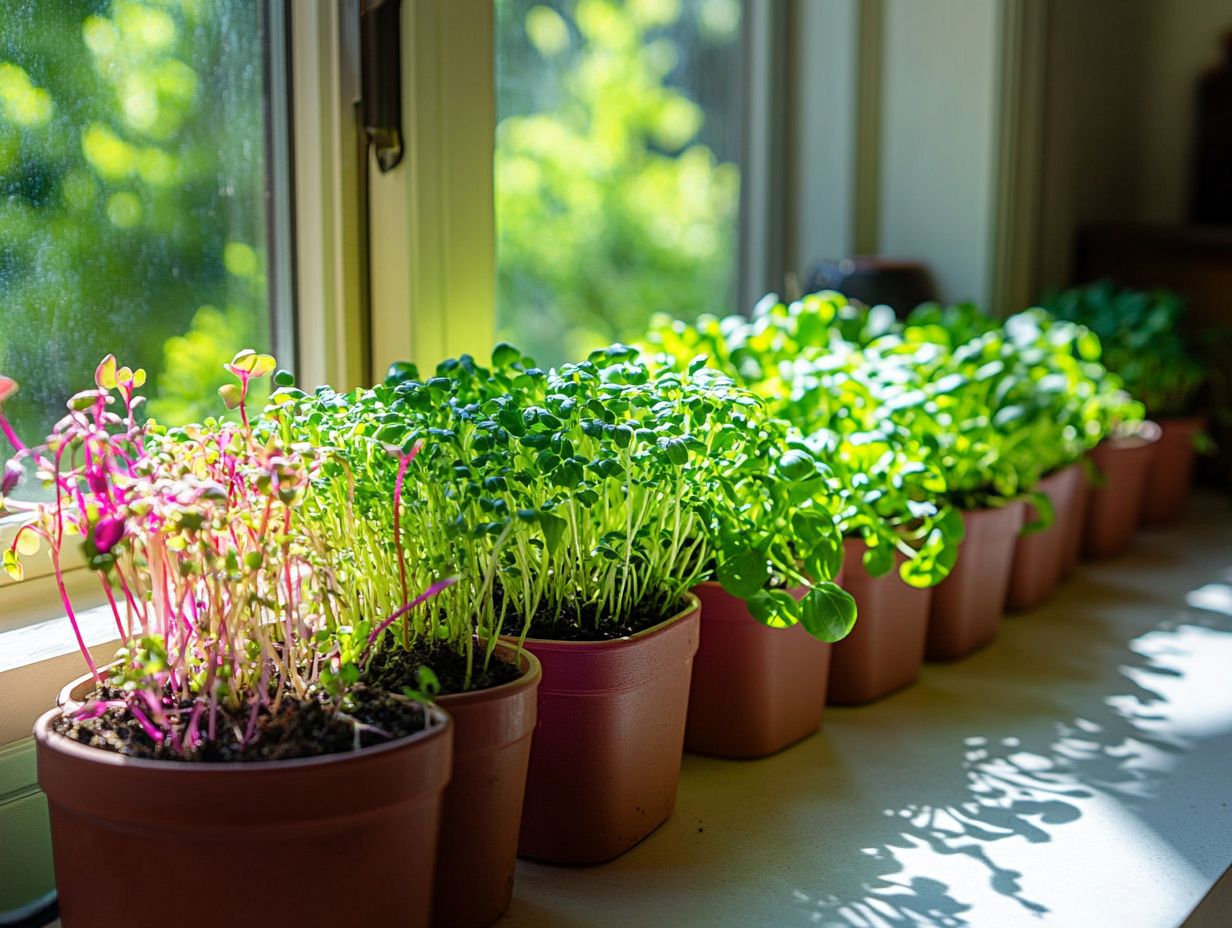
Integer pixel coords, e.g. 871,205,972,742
0,605,118,746
504,493,1232,927
9,495,1232,926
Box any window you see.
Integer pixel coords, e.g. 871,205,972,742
0,0,282,494
494,0,745,366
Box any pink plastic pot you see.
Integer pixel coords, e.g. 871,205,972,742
1007,464,1085,610
1142,416,1204,526
829,538,931,704
1084,424,1162,558
927,502,1025,661
684,583,830,758
510,595,700,864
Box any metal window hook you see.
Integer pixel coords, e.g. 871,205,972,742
360,0,403,172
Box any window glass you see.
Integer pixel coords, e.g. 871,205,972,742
495,0,744,366
0,0,271,473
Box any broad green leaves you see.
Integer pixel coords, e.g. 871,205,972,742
717,549,771,599
799,583,857,642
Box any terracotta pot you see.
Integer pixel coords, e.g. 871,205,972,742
927,502,1025,661
432,645,540,928
1141,416,1205,526
1083,424,1162,558
509,595,700,864
829,538,932,703
1007,464,1085,610
37,680,453,928
684,582,830,759
1059,463,1091,579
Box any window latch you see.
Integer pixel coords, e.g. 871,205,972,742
360,0,403,172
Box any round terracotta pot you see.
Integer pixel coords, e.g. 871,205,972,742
37,681,453,928
1059,462,1091,579
1141,416,1205,527
432,646,540,928
1007,463,1085,611
1083,423,1162,559
829,538,932,704
684,582,830,759
927,502,1025,661
508,594,700,865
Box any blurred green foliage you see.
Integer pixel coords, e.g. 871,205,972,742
0,0,268,443
1041,280,1208,419
495,0,742,367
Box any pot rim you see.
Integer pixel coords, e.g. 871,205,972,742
35,701,451,774
503,591,700,652
435,642,542,708
1105,420,1163,449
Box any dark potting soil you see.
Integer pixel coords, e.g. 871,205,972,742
363,642,523,696
52,684,430,763
517,595,692,642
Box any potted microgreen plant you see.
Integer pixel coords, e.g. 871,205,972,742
998,310,1117,606
371,343,851,858
275,359,542,928
1045,280,1206,526
650,294,964,701
0,354,453,928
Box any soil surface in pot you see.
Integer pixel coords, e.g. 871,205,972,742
505,592,691,642
53,684,430,763
365,642,523,695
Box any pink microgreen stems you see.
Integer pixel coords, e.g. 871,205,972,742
361,576,459,666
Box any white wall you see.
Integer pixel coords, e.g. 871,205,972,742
877,0,1000,305
787,0,860,273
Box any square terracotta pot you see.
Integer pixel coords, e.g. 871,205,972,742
927,502,1025,661
828,538,931,704
684,582,831,758
1084,424,1162,558
510,595,700,865
1007,463,1085,611
1059,464,1091,579
1141,416,1204,527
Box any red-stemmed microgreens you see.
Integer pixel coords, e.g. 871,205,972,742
0,351,449,758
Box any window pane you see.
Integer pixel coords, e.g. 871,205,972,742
495,0,744,366
0,0,271,465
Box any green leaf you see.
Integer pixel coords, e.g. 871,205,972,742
539,512,567,552
716,548,771,599
2,548,23,581
777,448,816,481
746,589,799,628
1021,490,1054,535
799,583,857,643
492,342,522,367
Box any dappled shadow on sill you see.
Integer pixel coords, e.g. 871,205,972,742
791,574,1232,927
